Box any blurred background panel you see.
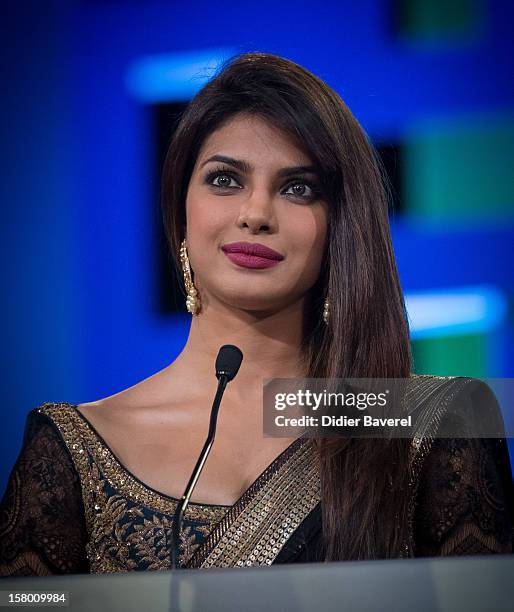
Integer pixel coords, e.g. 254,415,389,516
1,0,513,495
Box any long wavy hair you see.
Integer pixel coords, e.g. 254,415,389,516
161,51,413,561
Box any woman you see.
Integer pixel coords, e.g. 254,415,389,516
1,52,513,576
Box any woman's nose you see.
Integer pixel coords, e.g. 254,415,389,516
237,188,277,233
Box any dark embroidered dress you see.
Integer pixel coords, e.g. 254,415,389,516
1,375,513,576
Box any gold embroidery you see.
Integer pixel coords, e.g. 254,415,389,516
36,402,320,572
189,437,320,568
178,524,212,566
37,402,224,573
39,403,229,521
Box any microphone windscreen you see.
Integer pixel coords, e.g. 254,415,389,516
215,345,243,381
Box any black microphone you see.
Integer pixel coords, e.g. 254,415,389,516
215,344,243,382
171,345,243,569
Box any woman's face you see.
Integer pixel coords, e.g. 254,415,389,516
185,113,329,315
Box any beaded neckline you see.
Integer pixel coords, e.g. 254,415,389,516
67,402,305,511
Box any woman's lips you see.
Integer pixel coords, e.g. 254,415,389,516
221,242,284,269
223,251,281,269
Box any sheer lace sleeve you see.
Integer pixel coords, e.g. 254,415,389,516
413,381,514,557
0,408,90,576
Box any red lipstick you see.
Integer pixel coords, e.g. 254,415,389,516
221,241,284,270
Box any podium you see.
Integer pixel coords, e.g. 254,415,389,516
1,555,513,612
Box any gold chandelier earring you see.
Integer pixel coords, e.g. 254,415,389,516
323,297,330,325
179,238,201,315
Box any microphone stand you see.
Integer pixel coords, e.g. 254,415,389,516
170,374,229,569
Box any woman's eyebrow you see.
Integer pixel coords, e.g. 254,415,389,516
200,155,318,177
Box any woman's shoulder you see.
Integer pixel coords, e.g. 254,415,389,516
406,373,490,406
34,376,196,472
19,402,77,446
36,370,170,435
407,373,498,398
32,401,97,436
32,398,128,461
12,403,76,461
68,363,191,425
405,374,505,440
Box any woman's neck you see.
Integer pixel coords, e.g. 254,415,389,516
168,297,308,400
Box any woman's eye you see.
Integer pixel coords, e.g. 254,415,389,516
206,171,241,190
284,182,317,200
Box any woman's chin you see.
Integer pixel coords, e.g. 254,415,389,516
216,294,288,316
225,296,300,319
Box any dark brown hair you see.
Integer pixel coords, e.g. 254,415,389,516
161,51,413,561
